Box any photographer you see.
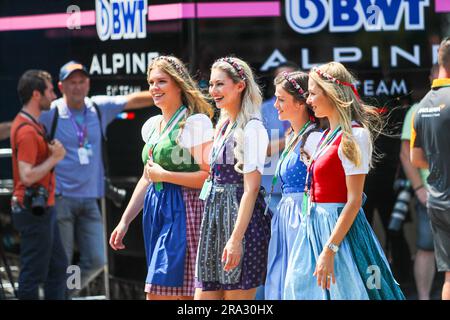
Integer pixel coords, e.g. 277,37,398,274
10,70,67,300
38,61,153,297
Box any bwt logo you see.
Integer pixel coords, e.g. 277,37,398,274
96,0,148,41
286,0,429,34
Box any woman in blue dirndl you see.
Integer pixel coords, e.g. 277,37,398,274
264,71,322,300
110,56,214,300
284,62,405,300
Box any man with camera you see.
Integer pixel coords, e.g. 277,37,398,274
39,61,153,297
411,37,450,300
10,70,68,300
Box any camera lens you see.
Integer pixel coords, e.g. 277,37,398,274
388,189,412,232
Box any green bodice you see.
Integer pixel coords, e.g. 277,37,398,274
141,120,199,172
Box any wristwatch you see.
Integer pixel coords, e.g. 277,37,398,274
327,243,339,253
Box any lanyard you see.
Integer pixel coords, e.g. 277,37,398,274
299,126,341,217
264,121,311,215
146,105,187,191
19,110,46,137
147,105,187,158
208,119,238,174
66,106,88,147
198,119,237,202
304,126,342,196
271,121,311,190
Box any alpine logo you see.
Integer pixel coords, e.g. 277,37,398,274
286,0,430,34
96,0,148,41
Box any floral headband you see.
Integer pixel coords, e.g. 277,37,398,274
154,56,187,79
218,57,246,81
282,71,305,96
312,66,360,100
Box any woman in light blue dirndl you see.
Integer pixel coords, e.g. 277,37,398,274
264,71,322,300
284,62,405,300
109,56,214,299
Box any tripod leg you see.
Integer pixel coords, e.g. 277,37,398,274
0,275,5,300
0,243,18,298
100,198,110,300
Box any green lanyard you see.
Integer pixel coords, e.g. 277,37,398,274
264,120,311,214
147,105,187,191
147,105,187,152
301,125,342,217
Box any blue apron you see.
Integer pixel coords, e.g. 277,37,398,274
143,182,186,286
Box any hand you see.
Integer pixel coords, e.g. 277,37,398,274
48,139,66,162
145,159,166,183
415,187,427,206
222,238,243,272
109,221,129,250
313,248,336,290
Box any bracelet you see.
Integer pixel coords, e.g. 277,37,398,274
414,185,424,192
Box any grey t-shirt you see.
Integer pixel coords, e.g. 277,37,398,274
412,80,450,210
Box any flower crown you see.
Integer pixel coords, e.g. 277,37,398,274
218,57,247,81
312,66,360,100
154,56,187,79
282,71,305,96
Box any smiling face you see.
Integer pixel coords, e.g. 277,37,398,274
306,78,335,119
209,68,244,110
274,85,303,122
148,67,182,109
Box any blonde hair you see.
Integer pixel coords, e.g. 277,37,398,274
309,62,382,168
212,57,263,173
147,55,214,125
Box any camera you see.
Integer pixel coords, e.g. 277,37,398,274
23,185,49,216
388,179,412,232
105,178,127,208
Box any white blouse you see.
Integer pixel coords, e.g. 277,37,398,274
337,127,372,175
141,113,213,148
243,119,269,174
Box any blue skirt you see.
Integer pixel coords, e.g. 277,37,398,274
265,192,303,300
284,202,405,300
143,182,186,287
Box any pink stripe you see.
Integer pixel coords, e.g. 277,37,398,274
435,0,450,13
0,11,95,32
148,3,196,21
0,1,280,32
197,1,280,18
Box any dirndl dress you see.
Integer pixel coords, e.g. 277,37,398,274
284,202,405,300
284,128,405,300
265,142,307,300
195,134,272,291
141,117,204,296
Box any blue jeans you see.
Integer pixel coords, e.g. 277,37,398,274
11,206,68,300
54,196,106,292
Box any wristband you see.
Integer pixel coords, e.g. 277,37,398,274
414,185,424,192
